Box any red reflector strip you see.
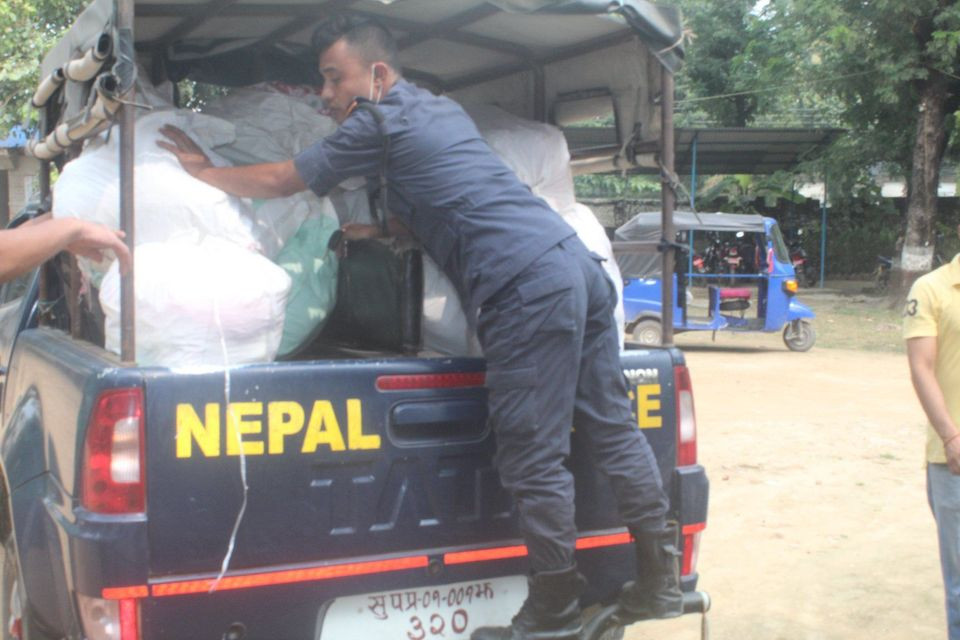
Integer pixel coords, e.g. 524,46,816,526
445,532,633,566
376,372,486,391
682,522,706,535
151,556,429,597
103,586,149,600
574,532,633,549
146,532,638,597
119,599,139,640
444,544,528,565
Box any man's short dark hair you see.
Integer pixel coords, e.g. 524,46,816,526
311,15,400,71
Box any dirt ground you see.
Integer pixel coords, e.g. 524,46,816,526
625,329,944,640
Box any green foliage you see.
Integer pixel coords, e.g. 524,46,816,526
0,0,87,133
695,172,806,213
176,80,231,112
771,0,960,171
574,173,660,199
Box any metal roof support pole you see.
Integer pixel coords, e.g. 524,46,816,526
660,66,675,346
532,65,546,122
118,0,136,363
819,178,827,288
38,161,51,309
688,133,698,275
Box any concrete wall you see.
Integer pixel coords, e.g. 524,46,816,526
0,150,41,226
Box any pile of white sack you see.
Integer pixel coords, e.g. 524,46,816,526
52,79,623,366
52,82,346,367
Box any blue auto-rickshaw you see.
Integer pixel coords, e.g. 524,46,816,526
615,211,816,351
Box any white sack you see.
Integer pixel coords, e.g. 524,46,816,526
204,84,342,256
204,84,337,163
422,255,483,356
53,110,257,262
466,104,577,213
100,238,291,367
251,193,340,259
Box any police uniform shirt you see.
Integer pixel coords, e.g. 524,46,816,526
294,79,575,315
904,254,960,464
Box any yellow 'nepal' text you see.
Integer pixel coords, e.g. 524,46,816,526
175,399,381,458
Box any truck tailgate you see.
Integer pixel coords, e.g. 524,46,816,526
140,350,685,637
145,357,504,577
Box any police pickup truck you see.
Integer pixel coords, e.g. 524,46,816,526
0,1,708,639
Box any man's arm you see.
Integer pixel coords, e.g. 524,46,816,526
340,218,410,241
157,125,307,198
907,336,960,473
0,218,131,283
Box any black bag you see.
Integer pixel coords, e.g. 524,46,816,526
322,239,422,353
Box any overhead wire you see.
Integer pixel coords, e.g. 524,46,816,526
674,69,876,105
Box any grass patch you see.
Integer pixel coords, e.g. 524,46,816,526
801,282,904,353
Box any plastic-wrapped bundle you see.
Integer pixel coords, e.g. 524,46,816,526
99,238,291,367
422,255,483,356
52,109,257,279
204,85,341,258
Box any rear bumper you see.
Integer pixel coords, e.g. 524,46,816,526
683,590,711,614
673,464,709,592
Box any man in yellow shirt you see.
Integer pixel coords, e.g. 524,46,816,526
905,239,960,640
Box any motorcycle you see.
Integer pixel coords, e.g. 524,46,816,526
789,229,817,287
874,255,893,292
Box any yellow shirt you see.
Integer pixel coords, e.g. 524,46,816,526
904,255,960,463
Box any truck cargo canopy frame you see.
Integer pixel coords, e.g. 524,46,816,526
37,0,686,356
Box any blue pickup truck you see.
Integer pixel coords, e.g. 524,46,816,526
0,2,708,639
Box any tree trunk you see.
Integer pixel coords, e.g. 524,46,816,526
897,75,950,294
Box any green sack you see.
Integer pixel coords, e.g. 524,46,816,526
274,216,340,357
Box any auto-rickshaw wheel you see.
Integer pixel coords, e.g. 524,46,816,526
631,319,662,346
783,320,816,352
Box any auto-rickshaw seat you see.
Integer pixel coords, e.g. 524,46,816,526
718,287,752,300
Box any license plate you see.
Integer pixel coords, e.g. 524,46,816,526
316,575,527,640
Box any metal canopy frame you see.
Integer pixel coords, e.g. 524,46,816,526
133,1,644,95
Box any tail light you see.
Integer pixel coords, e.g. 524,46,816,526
674,365,697,466
81,388,145,514
681,522,706,576
78,593,140,640
783,279,799,294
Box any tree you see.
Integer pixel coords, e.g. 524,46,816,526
0,0,87,133
766,0,960,291
675,0,803,127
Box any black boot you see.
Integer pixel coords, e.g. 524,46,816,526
614,523,684,623
471,566,586,640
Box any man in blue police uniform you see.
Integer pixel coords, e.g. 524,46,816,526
159,16,681,640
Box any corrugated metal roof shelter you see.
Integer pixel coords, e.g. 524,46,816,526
565,126,844,174
672,127,844,175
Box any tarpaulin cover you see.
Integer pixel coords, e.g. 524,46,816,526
42,0,683,117
615,210,766,279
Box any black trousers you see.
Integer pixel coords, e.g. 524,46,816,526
477,237,668,572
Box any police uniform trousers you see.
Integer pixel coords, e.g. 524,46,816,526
476,236,669,573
